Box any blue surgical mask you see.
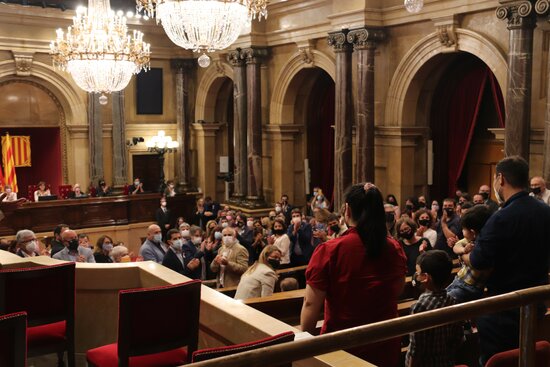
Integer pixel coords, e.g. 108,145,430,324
153,233,162,243
214,231,222,240
102,243,113,252
171,239,183,251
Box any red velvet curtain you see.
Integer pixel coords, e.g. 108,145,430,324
447,67,489,195
489,72,506,128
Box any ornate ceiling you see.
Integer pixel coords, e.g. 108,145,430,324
0,0,137,12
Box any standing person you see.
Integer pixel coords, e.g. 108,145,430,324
234,245,282,300
162,229,200,277
138,224,166,263
529,176,550,205
414,209,437,248
396,217,430,276
287,209,313,266
280,194,293,223
128,177,144,195
301,183,407,367
434,198,462,258
268,219,291,268
210,227,249,288
479,184,500,213
465,156,550,365
156,197,171,241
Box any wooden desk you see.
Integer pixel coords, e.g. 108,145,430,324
0,193,196,236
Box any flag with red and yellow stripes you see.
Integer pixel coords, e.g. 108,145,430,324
2,133,18,193
1,136,31,167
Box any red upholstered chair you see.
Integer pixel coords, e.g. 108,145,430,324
87,280,201,367
0,263,75,367
192,331,295,366
0,311,27,367
27,184,37,201
485,340,550,367
58,185,73,200
123,184,129,195
89,185,98,197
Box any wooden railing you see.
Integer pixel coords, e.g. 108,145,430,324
187,284,550,367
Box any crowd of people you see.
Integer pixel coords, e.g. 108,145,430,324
1,156,549,366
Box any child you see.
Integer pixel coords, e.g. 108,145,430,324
406,250,463,367
446,205,492,303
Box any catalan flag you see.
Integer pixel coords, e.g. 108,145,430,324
2,133,18,193
1,136,31,167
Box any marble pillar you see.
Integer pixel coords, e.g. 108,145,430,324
242,48,269,208
111,91,128,188
192,123,223,199
171,59,196,192
227,49,247,202
535,0,550,180
496,1,536,160
88,93,103,185
328,29,353,211
348,27,386,183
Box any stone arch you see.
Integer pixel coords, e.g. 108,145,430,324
269,50,335,125
385,28,507,127
0,60,86,183
195,61,234,122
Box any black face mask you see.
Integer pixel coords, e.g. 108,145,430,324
330,224,340,233
418,219,430,227
68,239,79,251
531,187,542,195
272,229,285,236
418,202,426,208
268,258,280,269
400,230,414,240
480,192,489,200
406,204,414,211
444,208,454,216
385,212,395,223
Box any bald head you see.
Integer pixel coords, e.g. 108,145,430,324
221,226,236,238
530,176,547,195
147,224,162,241
61,230,78,247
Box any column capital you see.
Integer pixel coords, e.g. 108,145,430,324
328,29,352,53
227,48,245,67
241,47,269,64
170,58,196,72
347,27,386,51
496,1,537,29
535,0,550,15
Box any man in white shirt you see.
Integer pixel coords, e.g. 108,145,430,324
529,176,550,205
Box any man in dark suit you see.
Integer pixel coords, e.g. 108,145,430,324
162,229,200,278
50,223,69,257
156,198,171,241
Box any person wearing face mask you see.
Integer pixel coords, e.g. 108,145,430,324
179,225,204,279
434,198,462,259
414,209,437,248
267,219,291,268
15,229,41,257
234,245,282,300
464,156,550,365
529,176,550,205
384,204,397,239
287,208,313,267
326,213,346,240
403,197,419,218
386,194,401,219
396,218,430,276
156,198,172,241
203,225,223,280
128,177,144,195
93,235,115,263
478,184,499,213
210,227,249,288
417,195,427,209
2,184,17,202
53,229,95,263
235,214,254,263
280,194,293,224
162,229,201,277
164,180,176,197
138,224,166,263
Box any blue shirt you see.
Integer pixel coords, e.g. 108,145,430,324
470,191,550,295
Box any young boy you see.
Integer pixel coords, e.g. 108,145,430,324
406,250,463,367
446,205,492,303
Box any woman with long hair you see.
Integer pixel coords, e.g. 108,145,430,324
234,245,282,300
93,235,114,263
301,183,407,367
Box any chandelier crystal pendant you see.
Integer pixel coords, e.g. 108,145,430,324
50,0,151,104
404,0,423,13
136,0,268,68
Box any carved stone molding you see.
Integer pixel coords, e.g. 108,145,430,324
328,29,352,52
241,47,269,64
433,16,460,50
227,48,245,67
496,1,536,29
535,0,550,15
170,58,196,72
12,52,34,76
214,60,226,76
346,27,386,50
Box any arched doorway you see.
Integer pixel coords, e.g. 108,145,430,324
428,53,505,200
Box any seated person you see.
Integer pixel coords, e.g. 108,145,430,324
52,229,95,263
280,277,299,292
69,183,88,199
78,233,91,249
234,245,281,300
34,181,51,202
111,245,132,263
15,229,41,257
50,223,69,257
96,179,112,197
2,185,17,202
93,235,114,263
128,177,144,195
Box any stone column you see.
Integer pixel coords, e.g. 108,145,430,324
328,29,353,211
111,91,128,188
192,123,223,198
348,27,386,183
242,47,269,208
88,93,103,184
535,0,550,180
227,49,247,203
497,1,537,159
171,59,196,192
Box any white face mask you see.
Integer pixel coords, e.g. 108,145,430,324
181,230,190,238
221,222,229,228
275,206,282,213
171,239,183,251
192,237,202,245
292,217,301,225
153,233,162,243
222,236,234,246
493,176,504,204
134,181,140,186
247,221,254,228
26,240,37,253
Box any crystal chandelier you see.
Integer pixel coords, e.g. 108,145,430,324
404,0,423,13
136,0,268,67
50,0,151,104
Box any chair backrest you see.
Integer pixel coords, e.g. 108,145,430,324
123,184,129,195
485,340,550,367
117,280,201,364
0,263,76,328
192,331,295,365
58,185,73,200
89,186,97,197
27,184,36,202
0,311,27,367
